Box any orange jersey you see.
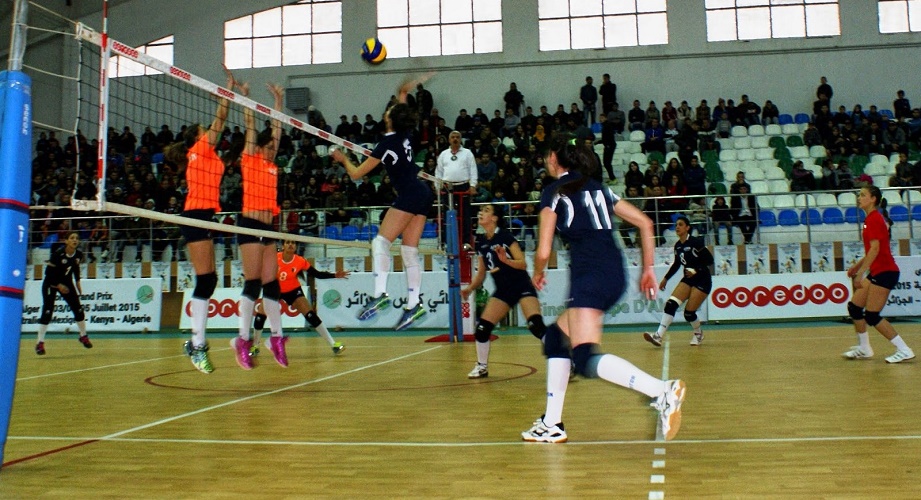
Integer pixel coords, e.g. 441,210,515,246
183,135,223,211
277,253,310,293
241,151,279,214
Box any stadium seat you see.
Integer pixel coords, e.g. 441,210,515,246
768,136,787,149
774,147,792,160
731,125,748,137
843,206,865,223
747,168,766,181
794,113,811,124
591,123,602,134
322,225,340,240
814,193,838,207
765,166,787,180
737,148,756,161
701,150,719,163
717,138,734,151
800,208,823,225
778,114,794,125
794,194,817,208
863,162,888,176
750,180,769,194
903,190,921,206
647,151,665,164
758,195,774,208
838,192,857,208
890,205,909,222
772,194,795,208
629,130,646,142
880,109,895,120
785,135,804,147
748,125,765,136
781,123,801,135
630,152,648,165
822,207,845,224
708,183,728,195
734,136,753,149
790,146,810,159
883,190,904,206
339,225,359,241
706,168,724,183
421,221,438,238
872,175,889,188
911,204,921,221
759,209,777,227
719,150,738,162
777,209,800,226
767,179,789,193
765,124,783,136
809,145,827,158
755,147,775,160
665,151,680,164
751,136,770,149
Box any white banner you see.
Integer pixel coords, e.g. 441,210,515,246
709,272,850,321
885,256,921,317
22,278,162,332
316,272,452,329
179,288,315,330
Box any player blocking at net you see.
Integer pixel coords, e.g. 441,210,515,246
170,67,236,374
251,240,350,357
229,81,286,370
330,73,435,331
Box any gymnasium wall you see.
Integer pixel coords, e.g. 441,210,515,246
10,0,921,135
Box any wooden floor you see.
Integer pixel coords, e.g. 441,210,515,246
2,321,921,499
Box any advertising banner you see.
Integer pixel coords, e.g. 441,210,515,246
709,272,850,321
22,278,162,332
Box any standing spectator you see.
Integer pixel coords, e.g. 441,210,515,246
730,184,758,244
504,82,524,116
599,113,617,181
599,73,617,115
894,90,912,121
817,76,833,107
580,76,597,126
416,83,434,118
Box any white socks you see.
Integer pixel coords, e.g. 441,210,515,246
856,331,870,350
190,297,208,347
656,314,674,337
263,298,283,337
371,235,392,297
37,324,48,343
476,340,490,366
401,245,421,308
543,358,572,426
238,296,254,341
595,354,667,398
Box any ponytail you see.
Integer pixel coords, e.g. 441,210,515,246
547,132,597,197
879,197,893,237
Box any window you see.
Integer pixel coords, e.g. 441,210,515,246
537,0,668,52
878,0,921,33
376,0,502,58
109,35,174,77
224,0,342,69
705,0,840,42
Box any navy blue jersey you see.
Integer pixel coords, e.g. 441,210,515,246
539,172,620,274
664,236,713,280
371,131,419,194
474,228,531,288
44,244,83,286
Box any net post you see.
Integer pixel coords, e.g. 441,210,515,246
93,10,112,212
445,199,463,342
0,68,33,468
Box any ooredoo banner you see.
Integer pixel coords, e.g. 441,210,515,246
22,278,162,332
708,272,850,321
179,289,318,330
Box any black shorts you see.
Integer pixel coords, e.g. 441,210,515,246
392,180,435,216
492,276,538,308
680,270,712,294
236,215,275,246
280,287,306,306
179,209,215,243
868,270,900,290
569,262,626,312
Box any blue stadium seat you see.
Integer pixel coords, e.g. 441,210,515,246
778,209,800,226
778,114,794,125
911,204,921,221
421,221,438,239
39,233,59,249
880,109,895,120
822,207,845,224
339,225,359,241
889,205,909,222
794,113,811,124
843,206,866,224
591,123,602,134
322,225,340,240
800,208,823,225
759,210,777,227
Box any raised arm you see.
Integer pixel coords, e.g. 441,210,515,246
239,82,257,156
330,149,382,181
397,72,435,103
207,66,235,145
267,83,285,159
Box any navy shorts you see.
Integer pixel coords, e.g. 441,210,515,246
179,209,215,243
237,215,275,246
568,263,626,311
680,271,712,294
392,181,435,216
280,287,306,306
492,276,538,308
868,270,900,290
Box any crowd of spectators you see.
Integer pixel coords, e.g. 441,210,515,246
29,76,921,260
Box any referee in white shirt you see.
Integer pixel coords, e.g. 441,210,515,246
436,131,478,246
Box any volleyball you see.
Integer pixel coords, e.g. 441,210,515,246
361,37,387,64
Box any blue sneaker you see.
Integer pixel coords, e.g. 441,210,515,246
394,304,426,331
358,293,390,320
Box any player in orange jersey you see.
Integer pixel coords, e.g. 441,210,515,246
251,240,350,357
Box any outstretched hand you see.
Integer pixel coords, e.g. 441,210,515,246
267,83,284,99
222,65,235,89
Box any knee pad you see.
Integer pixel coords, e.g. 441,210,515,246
372,235,392,258
684,309,698,322
253,313,267,330
572,343,602,378
664,297,680,316
526,314,546,340
474,319,495,343
193,272,218,300
400,245,420,269
305,310,322,328
242,279,262,301
865,310,882,327
847,301,865,321
73,305,85,322
262,280,281,301
542,323,571,359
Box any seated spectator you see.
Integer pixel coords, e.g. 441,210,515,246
834,160,855,190
865,121,884,155
729,171,751,194
716,112,732,138
907,108,921,144
607,103,626,134
644,101,661,128
663,119,680,152
803,122,823,148
820,159,837,190
739,95,761,126
624,161,644,191
644,160,665,188
791,160,817,192
890,152,914,188
663,174,689,212
644,174,663,199
883,120,908,155
641,119,666,154
697,99,712,123
730,184,758,244
762,100,779,125
628,100,645,131
683,157,706,196
677,101,693,128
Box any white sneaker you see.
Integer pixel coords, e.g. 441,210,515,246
521,418,568,443
689,331,703,346
652,379,687,441
467,363,488,379
885,348,915,364
643,332,662,347
843,346,873,359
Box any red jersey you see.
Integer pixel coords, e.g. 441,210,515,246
277,253,310,293
862,209,898,275
241,151,279,214
183,135,223,211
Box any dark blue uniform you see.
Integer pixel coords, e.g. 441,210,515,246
371,131,433,215
540,172,625,311
664,236,713,293
475,228,537,306
40,244,85,324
